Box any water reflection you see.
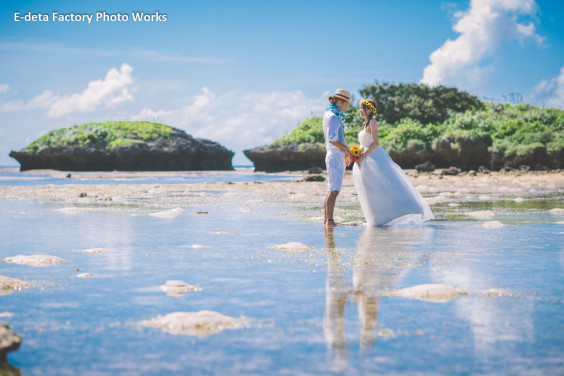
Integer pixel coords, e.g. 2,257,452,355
323,225,431,365
429,230,538,357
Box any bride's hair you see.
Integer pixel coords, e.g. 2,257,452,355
361,99,377,129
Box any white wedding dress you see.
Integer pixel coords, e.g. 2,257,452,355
353,129,433,226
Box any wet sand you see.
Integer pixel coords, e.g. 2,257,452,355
1,169,562,223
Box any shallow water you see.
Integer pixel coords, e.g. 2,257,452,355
0,167,301,186
0,172,563,375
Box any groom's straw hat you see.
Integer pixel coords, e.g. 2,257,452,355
332,89,351,101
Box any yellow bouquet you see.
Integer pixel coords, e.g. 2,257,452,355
349,145,365,167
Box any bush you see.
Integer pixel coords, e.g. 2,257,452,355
514,142,545,157
269,83,563,165
270,116,325,147
547,134,564,154
22,121,177,153
379,119,439,153
359,81,483,124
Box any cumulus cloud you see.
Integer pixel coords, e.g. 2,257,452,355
133,87,326,163
421,0,544,91
0,64,135,117
531,66,564,108
47,64,134,117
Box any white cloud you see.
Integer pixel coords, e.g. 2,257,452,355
0,84,9,94
0,100,24,112
421,0,544,91
47,64,134,117
0,64,135,117
27,90,58,109
531,66,564,108
133,87,326,163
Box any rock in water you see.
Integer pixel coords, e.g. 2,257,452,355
1,255,65,267
389,284,468,302
149,208,184,218
73,248,112,254
479,288,513,297
143,311,243,336
0,323,21,361
483,221,505,228
244,144,326,172
303,175,325,182
0,276,30,295
9,121,234,171
270,242,311,251
415,161,435,173
160,281,202,296
468,210,496,219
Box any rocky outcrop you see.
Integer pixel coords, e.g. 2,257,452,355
0,276,30,295
244,144,326,172
388,141,432,169
491,145,554,171
245,137,563,172
10,122,234,171
0,323,21,361
431,135,492,170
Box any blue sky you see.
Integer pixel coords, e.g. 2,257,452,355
1,0,563,166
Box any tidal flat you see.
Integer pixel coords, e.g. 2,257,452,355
0,168,563,375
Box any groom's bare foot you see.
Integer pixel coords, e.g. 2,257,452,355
325,219,339,227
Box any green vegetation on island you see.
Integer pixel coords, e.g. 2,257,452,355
270,82,564,167
22,121,177,153
11,120,235,171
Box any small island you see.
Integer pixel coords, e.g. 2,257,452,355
10,121,234,171
245,82,564,172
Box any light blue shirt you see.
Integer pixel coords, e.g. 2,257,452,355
323,111,346,152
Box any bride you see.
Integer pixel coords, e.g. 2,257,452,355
352,99,433,226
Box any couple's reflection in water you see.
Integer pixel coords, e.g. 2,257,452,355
323,225,429,367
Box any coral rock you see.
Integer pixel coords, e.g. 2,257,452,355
389,284,468,302
2,255,65,267
143,311,243,336
160,281,202,296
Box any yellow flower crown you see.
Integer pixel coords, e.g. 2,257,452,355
360,99,377,113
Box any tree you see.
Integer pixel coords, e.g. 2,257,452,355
359,81,483,125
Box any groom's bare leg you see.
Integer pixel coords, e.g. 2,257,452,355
324,190,340,226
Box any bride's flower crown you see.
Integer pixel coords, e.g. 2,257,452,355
360,99,377,114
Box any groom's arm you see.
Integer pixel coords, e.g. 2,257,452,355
329,140,353,166
327,117,352,153
329,140,349,152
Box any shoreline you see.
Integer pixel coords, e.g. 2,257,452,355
1,170,562,224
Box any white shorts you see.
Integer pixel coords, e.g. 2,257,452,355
325,151,346,191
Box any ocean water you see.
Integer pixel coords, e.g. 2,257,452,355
0,166,300,186
0,169,563,375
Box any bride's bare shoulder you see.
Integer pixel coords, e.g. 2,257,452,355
365,119,378,134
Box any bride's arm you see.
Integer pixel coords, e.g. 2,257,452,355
358,119,379,163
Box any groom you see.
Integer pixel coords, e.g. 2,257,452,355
323,89,352,226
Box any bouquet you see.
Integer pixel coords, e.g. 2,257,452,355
349,145,364,167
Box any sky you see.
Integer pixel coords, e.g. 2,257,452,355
1,0,563,166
